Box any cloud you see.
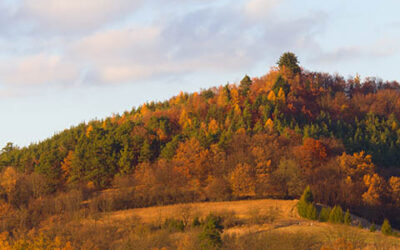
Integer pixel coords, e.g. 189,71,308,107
244,0,281,19
19,0,142,34
0,0,328,91
0,53,79,86
308,39,397,64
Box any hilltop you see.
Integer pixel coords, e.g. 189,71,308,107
1,53,400,246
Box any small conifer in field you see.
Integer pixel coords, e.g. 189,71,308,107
381,219,392,235
328,205,344,223
319,207,331,222
344,209,351,225
370,223,376,232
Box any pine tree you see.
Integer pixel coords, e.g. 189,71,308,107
319,207,331,222
239,75,252,96
139,140,152,163
277,52,301,74
297,186,314,218
306,203,318,220
381,219,392,235
344,209,351,225
328,205,344,223
370,223,376,232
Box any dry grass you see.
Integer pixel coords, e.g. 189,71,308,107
106,199,298,224
79,199,400,249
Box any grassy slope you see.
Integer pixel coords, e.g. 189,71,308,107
85,199,400,249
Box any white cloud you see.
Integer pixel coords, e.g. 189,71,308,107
0,53,79,85
20,0,142,33
244,0,281,19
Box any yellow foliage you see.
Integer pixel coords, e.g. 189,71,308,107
0,167,18,194
362,173,383,206
0,232,10,250
208,119,219,134
277,88,286,102
264,119,274,133
85,124,93,137
230,163,256,197
267,91,276,102
230,88,240,105
392,121,398,131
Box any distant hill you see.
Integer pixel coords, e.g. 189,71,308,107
1,52,400,237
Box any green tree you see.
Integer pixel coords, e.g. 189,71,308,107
297,186,314,218
139,140,152,163
344,209,351,225
370,223,376,232
319,207,331,222
381,219,392,235
328,205,344,223
277,52,301,74
239,75,252,96
198,214,224,249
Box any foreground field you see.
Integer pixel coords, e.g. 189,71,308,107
1,199,399,249
81,199,400,249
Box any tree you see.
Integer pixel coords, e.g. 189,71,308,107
344,209,351,225
328,205,344,223
370,223,376,232
277,52,301,74
319,207,331,222
239,75,252,96
297,185,314,218
381,219,392,235
198,214,223,249
230,163,256,198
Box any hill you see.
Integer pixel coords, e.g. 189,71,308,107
1,52,400,245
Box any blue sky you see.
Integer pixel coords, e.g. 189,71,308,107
0,0,399,148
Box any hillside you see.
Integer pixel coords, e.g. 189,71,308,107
1,53,400,246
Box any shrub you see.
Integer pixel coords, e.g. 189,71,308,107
163,218,185,232
329,205,344,224
381,219,392,235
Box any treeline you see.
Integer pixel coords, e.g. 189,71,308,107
1,53,400,230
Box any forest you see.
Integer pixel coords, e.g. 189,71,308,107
1,53,400,246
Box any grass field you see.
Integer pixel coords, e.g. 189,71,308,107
78,199,400,249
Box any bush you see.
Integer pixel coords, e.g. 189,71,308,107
329,205,344,224
163,218,185,232
319,207,331,222
381,219,392,235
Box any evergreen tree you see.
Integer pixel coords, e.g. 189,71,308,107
319,207,331,222
277,52,301,74
328,205,344,223
139,140,152,163
198,214,224,249
344,209,351,225
306,203,318,220
239,75,252,96
381,219,392,235
370,223,376,232
297,186,314,218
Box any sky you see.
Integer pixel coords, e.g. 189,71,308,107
0,0,400,148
